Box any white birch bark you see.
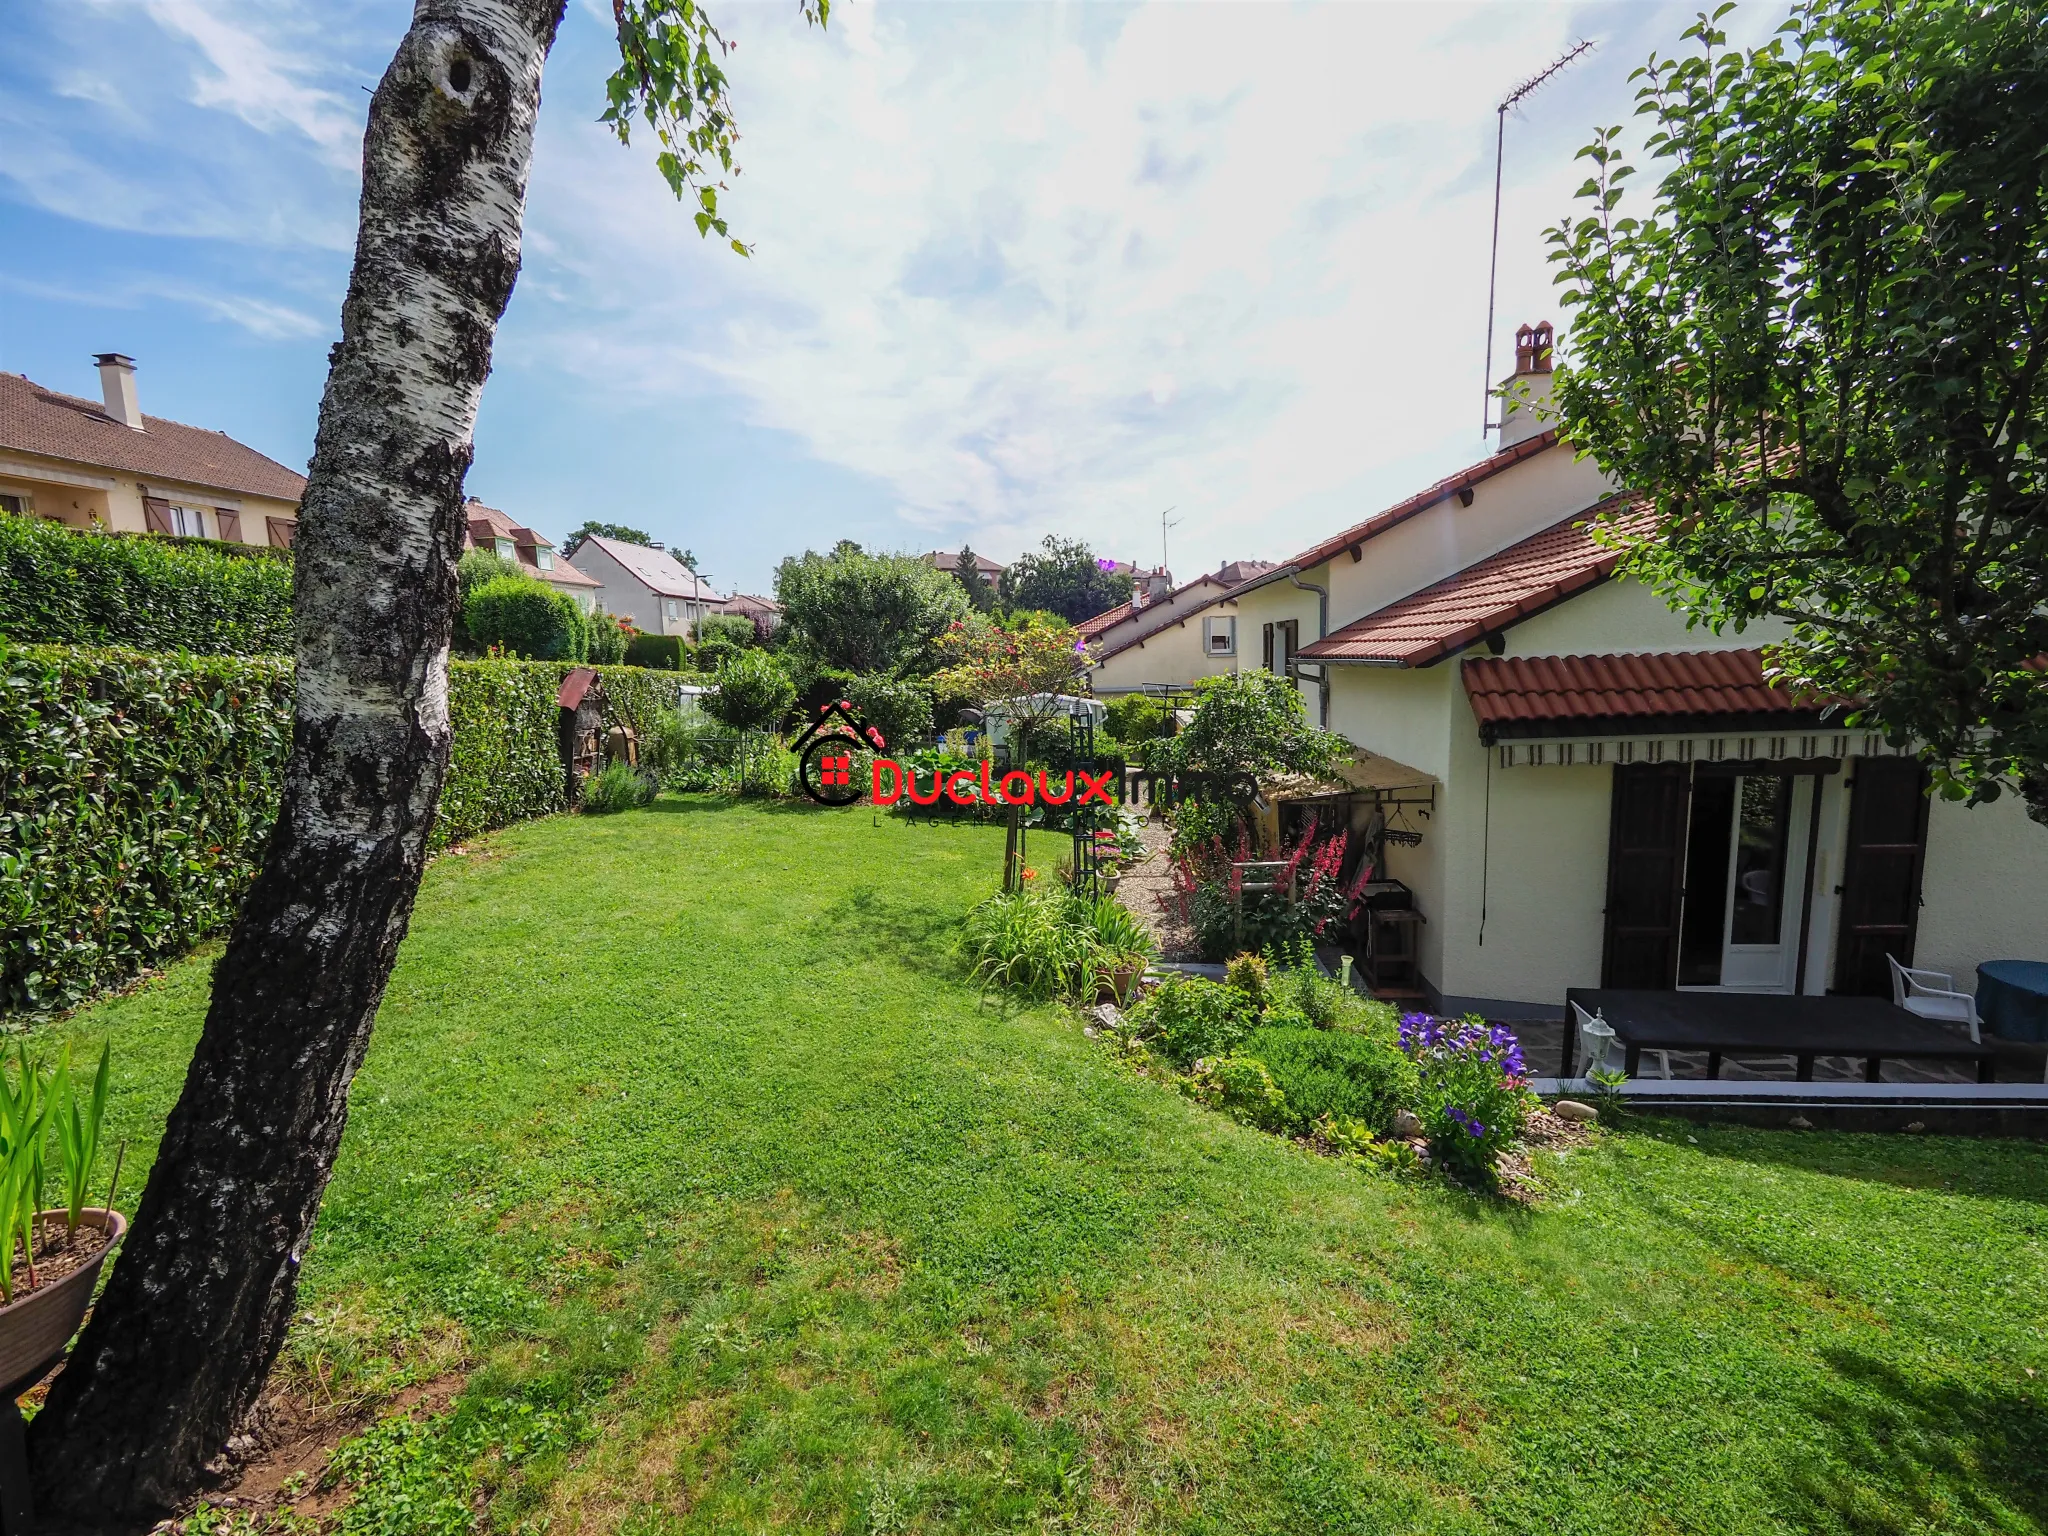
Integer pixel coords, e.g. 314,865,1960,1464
30,1,566,1516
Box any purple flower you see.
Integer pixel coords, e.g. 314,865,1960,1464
1097,558,1118,573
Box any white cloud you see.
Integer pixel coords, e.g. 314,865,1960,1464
0,0,376,246
143,0,364,166
513,0,1700,575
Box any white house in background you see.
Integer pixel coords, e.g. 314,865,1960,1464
1086,560,1278,697
461,499,601,611
573,534,728,636
0,355,303,545
1229,320,2048,1019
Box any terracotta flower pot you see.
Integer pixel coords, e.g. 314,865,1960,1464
0,1209,125,1392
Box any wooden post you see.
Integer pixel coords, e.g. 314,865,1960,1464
1004,803,1022,892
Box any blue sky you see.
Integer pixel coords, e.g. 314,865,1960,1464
0,0,1783,597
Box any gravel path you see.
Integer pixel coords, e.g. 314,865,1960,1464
1114,816,1200,961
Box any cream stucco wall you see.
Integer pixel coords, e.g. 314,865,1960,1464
1502,575,1793,658
1092,600,1244,694
1316,445,1614,630
0,449,297,544
1915,791,2048,993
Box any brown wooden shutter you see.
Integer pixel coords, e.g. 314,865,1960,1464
1601,763,1692,988
143,496,175,536
266,516,296,549
1278,619,1300,682
1832,756,1931,996
215,509,243,543
1262,622,1274,671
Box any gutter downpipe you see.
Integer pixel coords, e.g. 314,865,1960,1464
1287,571,1331,727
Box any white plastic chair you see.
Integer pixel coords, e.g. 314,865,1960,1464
1889,955,1981,1043
1572,1001,1669,1081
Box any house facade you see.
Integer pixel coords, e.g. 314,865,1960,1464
461,499,600,611
573,535,728,636
1231,322,2048,1018
1086,560,1277,696
724,592,783,635
0,355,303,545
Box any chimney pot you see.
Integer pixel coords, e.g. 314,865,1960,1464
1512,321,1555,377
93,353,144,431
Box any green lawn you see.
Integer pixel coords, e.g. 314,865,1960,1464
57,798,2048,1535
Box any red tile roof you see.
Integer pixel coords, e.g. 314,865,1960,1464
0,371,306,502
1077,599,1137,637
1236,430,1563,597
1297,494,1649,666
1461,649,1840,738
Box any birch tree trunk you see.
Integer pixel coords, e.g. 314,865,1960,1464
28,1,565,1518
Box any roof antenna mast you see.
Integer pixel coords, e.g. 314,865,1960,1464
1159,505,1180,574
1481,38,1595,439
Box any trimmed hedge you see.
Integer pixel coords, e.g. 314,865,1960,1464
0,517,294,655
624,633,688,671
1,643,699,1013
0,643,294,1013
463,574,588,661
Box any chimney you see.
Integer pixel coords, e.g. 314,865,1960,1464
1497,321,1555,448
94,353,144,431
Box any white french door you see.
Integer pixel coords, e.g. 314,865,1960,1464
1677,771,1814,994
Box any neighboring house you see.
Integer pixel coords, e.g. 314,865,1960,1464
1086,560,1277,695
0,355,303,546
1228,320,2048,1018
573,534,728,636
461,499,600,611
724,592,783,635
925,548,1006,583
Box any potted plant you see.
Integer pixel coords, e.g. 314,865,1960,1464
0,1044,124,1390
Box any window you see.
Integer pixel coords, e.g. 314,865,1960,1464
162,503,208,538
0,493,30,517
663,599,681,620
534,547,553,571
1203,616,1236,656
494,537,517,559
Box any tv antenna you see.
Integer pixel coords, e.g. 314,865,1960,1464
1159,506,1180,575
1481,38,1595,438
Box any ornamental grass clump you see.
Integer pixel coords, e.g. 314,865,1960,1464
963,888,1154,1003
1398,1014,1536,1187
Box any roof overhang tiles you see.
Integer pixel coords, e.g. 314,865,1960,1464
1231,429,1563,600
1461,649,1844,743
1297,493,1649,667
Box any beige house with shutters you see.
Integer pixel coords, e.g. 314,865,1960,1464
1223,322,2048,1022
0,355,303,547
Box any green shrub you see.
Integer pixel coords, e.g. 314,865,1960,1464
1184,1055,1289,1132
585,609,629,665
1104,693,1168,745
694,613,756,649
463,576,588,662
0,642,293,1013
624,633,687,671
705,650,795,732
1223,953,1269,1009
695,638,741,673
580,760,654,814
453,549,523,654
843,673,934,750
0,517,293,655
1240,1025,1418,1137
1131,974,1256,1066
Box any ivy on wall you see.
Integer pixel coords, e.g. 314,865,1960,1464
1,644,697,1014
0,518,296,656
